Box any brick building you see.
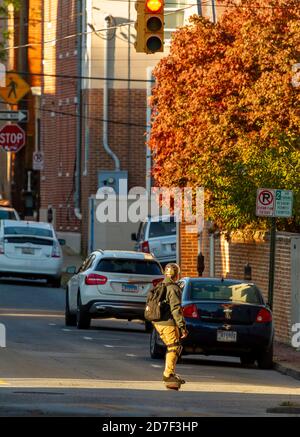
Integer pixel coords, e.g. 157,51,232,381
38,1,221,254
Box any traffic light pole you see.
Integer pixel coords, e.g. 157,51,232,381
268,217,276,310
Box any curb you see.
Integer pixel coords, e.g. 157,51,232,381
274,361,300,382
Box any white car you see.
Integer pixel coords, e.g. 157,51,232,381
0,207,20,221
0,220,64,287
65,250,164,329
132,215,177,267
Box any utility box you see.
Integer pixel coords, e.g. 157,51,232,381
98,171,128,195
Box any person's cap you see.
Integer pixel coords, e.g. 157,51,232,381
165,263,180,278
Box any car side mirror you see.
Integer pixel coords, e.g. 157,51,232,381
65,266,77,275
131,233,137,241
58,239,66,246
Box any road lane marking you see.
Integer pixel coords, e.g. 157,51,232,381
83,337,93,341
126,354,137,357
1,378,300,394
48,323,57,326
151,364,163,368
0,380,9,385
0,313,64,318
62,329,71,332
104,345,114,348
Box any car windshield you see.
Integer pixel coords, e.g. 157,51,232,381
149,217,176,238
4,226,53,238
96,258,163,275
0,210,16,220
190,282,261,304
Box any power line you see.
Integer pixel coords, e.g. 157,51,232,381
39,106,149,129
1,4,199,52
12,70,155,83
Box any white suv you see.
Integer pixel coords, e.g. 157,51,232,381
132,215,177,267
65,250,164,329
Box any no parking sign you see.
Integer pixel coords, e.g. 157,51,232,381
256,188,293,218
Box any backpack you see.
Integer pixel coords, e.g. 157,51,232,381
144,282,169,322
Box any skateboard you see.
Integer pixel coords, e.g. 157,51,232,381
164,380,181,391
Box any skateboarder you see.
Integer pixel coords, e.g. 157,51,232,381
152,263,188,390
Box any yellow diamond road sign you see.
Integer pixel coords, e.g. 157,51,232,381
0,72,31,105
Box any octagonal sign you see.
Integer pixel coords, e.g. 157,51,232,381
0,123,26,153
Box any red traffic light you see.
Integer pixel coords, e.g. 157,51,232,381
146,0,163,13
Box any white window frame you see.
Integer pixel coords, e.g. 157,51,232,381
164,0,188,44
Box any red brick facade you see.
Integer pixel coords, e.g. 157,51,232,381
40,1,148,252
180,223,298,344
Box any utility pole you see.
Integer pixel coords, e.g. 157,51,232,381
197,1,202,16
211,0,217,23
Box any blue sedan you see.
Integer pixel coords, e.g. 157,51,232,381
150,278,274,369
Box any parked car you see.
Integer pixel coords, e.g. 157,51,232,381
0,220,64,287
131,215,177,267
0,206,20,221
65,250,164,330
150,277,274,369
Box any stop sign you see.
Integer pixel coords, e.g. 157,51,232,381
0,123,26,153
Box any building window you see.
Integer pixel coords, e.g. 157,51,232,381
164,0,187,41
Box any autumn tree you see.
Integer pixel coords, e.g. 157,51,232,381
149,0,300,232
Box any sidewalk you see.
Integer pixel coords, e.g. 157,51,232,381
62,245,84,271
274,341,300,381
61,245,84,287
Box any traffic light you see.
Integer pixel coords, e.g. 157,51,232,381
135,1,164,54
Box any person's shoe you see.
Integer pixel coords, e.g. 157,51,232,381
163,374,185,384
174,373,186,384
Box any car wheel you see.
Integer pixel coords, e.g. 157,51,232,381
150,328,165,359
145,321,153,333
65,288,76,327
240,354,256,367
76,293,91,329
49,277,61,288
257,344,274,370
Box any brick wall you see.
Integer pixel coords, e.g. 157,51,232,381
40,1,148,252
80,88,147,255
180,223,298,344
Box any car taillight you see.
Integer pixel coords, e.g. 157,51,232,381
0,238,4,254
141,241,150,253
85,274,108,286
51,242,61,258
182,304,199,319
152,278,164,287
256,308,272,323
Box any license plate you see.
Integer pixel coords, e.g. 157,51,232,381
217,330,237,342
22,247,35,255
122,284,139,293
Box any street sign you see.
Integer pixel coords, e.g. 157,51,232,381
275,189,293,218
256,189,275,217
0,72,31,104
256,188,293,218
0,110,29,122
0,123,26,153
32,151,44,171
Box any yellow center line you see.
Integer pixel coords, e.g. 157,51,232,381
0,380,9,385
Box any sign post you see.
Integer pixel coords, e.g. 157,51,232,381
256,188,294,309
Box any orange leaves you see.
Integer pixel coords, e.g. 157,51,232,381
148,0,300,231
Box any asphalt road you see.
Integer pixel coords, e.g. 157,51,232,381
0,279,300,417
